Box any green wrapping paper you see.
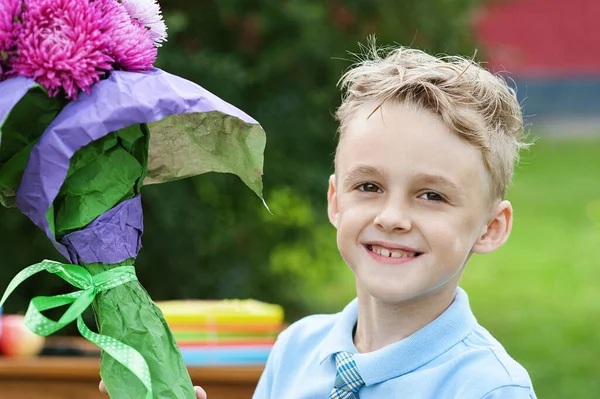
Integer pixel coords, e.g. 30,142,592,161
52,124,148,236
86,259,194,398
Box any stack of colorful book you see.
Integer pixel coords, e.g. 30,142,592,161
156,299,284,366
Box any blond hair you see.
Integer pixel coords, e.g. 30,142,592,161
335,43,528,200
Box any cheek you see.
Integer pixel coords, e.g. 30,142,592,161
336,231,352,263
336,203,372,257
336,222,360,269
423,215,477,254
337,210,365,245
450,236,469,254
338,200,373,231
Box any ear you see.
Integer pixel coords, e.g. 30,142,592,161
472,200,513,254
327,174,339,228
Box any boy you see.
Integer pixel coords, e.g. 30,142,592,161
102,44,536,398
252,44,536,398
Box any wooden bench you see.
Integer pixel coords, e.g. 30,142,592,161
0,357,263,399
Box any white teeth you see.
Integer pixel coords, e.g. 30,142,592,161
371,245,417,258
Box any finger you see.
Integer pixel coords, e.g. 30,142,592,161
99,380,107,395
194,386,207,399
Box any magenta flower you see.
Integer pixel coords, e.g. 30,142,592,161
0,0,21,77
9,0,159,98
100,0,157,72
12,0,113,99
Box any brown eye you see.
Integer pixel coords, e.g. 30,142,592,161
420,192,445,202
358,183,381,193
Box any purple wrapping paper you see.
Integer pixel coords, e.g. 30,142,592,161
60,195,143,264
9,68,259,264
0,77,37,144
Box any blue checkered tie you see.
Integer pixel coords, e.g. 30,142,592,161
329,351,365,399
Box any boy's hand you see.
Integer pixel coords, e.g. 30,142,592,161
99,380,207,399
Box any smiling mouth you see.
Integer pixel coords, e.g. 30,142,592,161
366,244,423,259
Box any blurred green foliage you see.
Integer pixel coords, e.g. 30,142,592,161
0,0,481,320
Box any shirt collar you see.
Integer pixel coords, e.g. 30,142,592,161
316,287,477,386
316,297,360,365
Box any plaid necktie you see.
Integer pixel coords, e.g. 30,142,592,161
329,351,365,399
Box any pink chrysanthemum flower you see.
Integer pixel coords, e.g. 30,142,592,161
12,0,113,99
0,0,20,52
0,0,22,77
100,0,157,71
120,0,168,46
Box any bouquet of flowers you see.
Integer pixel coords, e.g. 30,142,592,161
0,1,266,398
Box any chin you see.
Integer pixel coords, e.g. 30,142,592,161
358,278,426,304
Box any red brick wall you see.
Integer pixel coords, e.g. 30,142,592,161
474,0,600,76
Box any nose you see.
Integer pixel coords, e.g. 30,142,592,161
373,199,412,233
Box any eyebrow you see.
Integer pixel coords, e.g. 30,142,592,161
342,165,388,187
341,167,466,197
411,173,465,196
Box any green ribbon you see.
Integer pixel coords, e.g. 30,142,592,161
0,260,152,399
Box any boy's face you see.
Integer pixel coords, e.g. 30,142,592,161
328,101,512,304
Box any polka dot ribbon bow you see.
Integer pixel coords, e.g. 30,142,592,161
0,260,152,399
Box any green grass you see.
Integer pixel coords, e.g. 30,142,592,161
310,138,600,398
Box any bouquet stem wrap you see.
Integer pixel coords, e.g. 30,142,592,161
86,260,194,399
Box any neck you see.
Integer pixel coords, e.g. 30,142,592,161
353,283,457,353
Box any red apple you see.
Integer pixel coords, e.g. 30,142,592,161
0,315,45,357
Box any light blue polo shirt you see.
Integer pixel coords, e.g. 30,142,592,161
253,287,536,399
